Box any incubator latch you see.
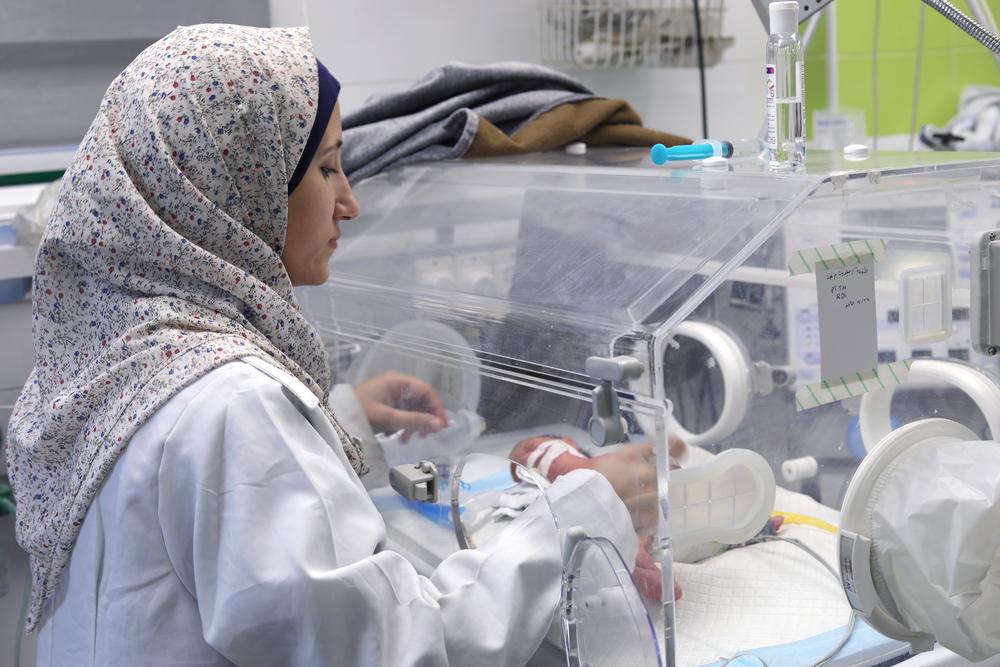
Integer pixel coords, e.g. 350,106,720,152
972,229,1000,355
389,460,439,503
585,355,644,447
751,361,796,395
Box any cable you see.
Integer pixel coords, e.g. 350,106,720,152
760,535,855,666
910,3,927,152
966,0,1000,73
718,534,858,667
692,0,709,139
759,534,838,579
720,654,769,666
872,0,881,152
814,613,858,667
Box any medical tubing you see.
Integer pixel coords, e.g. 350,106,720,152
922,0,1000,55
771,510,838,534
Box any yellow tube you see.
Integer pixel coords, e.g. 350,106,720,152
772,511,838,534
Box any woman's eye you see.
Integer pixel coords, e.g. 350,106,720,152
321,166,338,178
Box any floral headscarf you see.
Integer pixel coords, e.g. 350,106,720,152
5,24,366,630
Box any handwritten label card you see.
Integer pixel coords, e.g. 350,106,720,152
817,260,877,381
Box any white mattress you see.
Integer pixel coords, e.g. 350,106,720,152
672,485,850,666
667,446,849,665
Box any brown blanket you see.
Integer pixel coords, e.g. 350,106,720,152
466,98,690,159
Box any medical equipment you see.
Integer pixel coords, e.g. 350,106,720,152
561,531,660,667
380,409,485,469
650,140,762,164
299,145,1000,666
668,448,775,552
351,319,482,413
389,460,440,503
450,453,554,550
858,357,1000,452
840,418,1000,661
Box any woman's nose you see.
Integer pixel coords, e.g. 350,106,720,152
336,180,361,221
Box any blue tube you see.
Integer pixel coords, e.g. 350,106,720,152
650,141,735,164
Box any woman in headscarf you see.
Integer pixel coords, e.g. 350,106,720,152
6,24,639,666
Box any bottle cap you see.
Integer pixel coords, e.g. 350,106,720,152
769,1,799,36
701,156,730,171
843,143,871,160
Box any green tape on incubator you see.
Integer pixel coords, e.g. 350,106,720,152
794,359,913,412
787,238,888,276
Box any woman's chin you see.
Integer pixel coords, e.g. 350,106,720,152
310,265,330,286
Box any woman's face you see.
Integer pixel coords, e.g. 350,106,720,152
283,102,360,286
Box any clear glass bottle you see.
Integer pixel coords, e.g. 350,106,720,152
766,1,805,169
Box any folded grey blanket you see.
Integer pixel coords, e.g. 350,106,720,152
342,61,595,181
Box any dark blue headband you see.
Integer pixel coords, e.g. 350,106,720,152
288,59,340,194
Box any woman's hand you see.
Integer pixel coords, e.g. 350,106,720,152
353,371,448,442
590,442,660,534
589,436,686,535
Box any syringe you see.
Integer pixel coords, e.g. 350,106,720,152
650,139,764,165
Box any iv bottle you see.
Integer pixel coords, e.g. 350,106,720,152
766,1,805,169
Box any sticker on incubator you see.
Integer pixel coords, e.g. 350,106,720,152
817,261,878,381
766,65,777,149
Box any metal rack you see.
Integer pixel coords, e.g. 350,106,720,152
539,0,733,69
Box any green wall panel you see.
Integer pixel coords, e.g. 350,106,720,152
805,0,1000,138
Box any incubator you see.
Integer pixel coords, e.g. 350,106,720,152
299,147,1000,666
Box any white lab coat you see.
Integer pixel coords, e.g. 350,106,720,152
35,359,637,666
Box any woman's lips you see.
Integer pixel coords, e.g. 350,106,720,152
328,239,338,249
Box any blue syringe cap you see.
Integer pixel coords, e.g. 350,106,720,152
650,143,669,165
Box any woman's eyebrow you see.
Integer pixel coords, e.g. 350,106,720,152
319,139,343,156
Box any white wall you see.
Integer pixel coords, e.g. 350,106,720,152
271,0,770,141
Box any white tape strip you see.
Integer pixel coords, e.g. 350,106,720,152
525,439,586,479
788,238,888,276
795,359,913,411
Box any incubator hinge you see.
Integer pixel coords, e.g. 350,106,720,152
972,229,1000,355
389,460,439,503
585,355,644,447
